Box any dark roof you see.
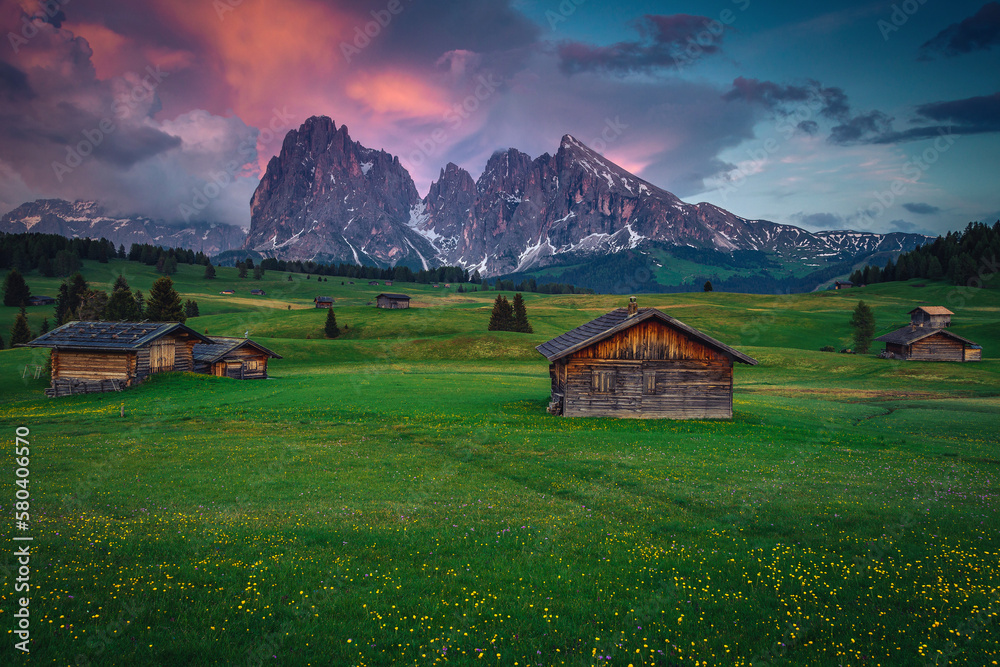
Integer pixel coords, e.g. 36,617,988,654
193,336,282,363
314,296,333,302
376,293,411,300
875,326,977,346
25,321,212,350
536,307,757,365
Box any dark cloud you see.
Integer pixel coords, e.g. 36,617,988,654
887,219,919,232
797,120,819,135
723,77,850,120
557,14,729,76
829,110,894,145
918,2,1000,59
0,61,33,101
903,202,942,215
853,92,1000,143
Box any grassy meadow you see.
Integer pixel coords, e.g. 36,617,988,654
1,261,999,665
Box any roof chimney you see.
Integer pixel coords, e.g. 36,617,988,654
627,296,638,317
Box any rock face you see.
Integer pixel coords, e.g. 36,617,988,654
0,199,245,255
244,116,436,268
245,117,932,274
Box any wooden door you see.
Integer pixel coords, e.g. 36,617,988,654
149,340,175,373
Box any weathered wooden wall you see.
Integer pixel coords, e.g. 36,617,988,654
963,348,982,362
908,333,965,361
376,296,409,309
568,319,727,362
561,358,733,419
52,350,132,382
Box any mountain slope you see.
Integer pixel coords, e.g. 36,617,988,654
0,200,246,255
243,116,436,268
243,117,932,276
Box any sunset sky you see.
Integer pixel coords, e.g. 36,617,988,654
1,0,997,236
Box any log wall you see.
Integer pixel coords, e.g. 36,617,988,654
562,358,733,419
52,350,132,382
211,348,270,379
908,333,965,362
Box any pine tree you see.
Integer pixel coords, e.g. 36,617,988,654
849,300,876,354
253,265,264,279
204,263,216,279
184,300,200,318
134,290,145,318
927,256,944,280
77,289,108,321
238,262,248,279
3,268,31,307
0,332,4,350
145,277,185,322
106,277,140,321
511,293,532,333
9,312,32,346
703,280,713,292
488,295,513,331
40,318,49,334
324,308,340,338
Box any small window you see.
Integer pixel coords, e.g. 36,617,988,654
246,360,259,371
643,371,656,395
592,369,616,393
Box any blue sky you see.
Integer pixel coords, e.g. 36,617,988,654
0,0,996,236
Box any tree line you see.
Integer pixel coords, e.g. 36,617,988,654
849,221,1000,287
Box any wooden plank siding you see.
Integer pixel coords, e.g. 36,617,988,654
907,332,965,362
210,348,271,379
562,359,734,419
568,319,728,362
51,350,132,382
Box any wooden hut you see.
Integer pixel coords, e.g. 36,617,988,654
875,306,980,361
27,295,55,306
834,280,854,290
250,289,266,296
314,296,334,309
908,306,952,328
536,298,757,419
24,321,212,397
192,337,281,379
376,293,411,309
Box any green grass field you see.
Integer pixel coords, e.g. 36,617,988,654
1,262,998,665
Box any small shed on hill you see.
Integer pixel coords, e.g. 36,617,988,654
193,337,282,379
376,293,411,309
314,296,334,309
908,306,952,328
834,281,854,290
24,321,212,397
27,295,55,306
875,306,979,361
250,289,266,296
536,298,757,419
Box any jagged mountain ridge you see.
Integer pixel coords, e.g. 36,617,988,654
244,116,436,268
0,199,246,255
244,116,932,275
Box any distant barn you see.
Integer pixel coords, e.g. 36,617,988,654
193,337,281,379
27,295,55,306
220,289,235,295
876,306,981,362
314,296,334,309
25,321,212,396
834,280,854,290
536,298,757,419
376,293,411,309
368,281,379,286
250,289,266,296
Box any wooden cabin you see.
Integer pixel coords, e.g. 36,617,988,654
314,296,334,309
908,306,952,328
192,337,281,379
384,281,393,286
536,298,757,419
25,321,212,397
876,327,980,361
220,289,235,295
368,281,380,286
376,293,411,309
250,289,266,296
875,306,979,361
834,281,854,290
27,295,55,306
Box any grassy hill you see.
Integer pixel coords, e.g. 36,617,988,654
1,261,998,664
